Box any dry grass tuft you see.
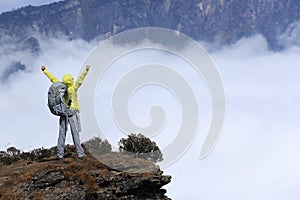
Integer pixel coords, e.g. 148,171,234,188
32,192,44,200
0,190,19,200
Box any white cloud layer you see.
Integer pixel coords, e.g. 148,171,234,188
0,29,300,200
164,35,300,199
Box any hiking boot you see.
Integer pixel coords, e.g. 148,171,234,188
78,155,87,161
56,156,63,161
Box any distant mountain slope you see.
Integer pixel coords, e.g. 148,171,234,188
0,0,299,50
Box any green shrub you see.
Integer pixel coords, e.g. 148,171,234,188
30,147,52,160
119,133,163,163
83,137,112,155
6,147,20,157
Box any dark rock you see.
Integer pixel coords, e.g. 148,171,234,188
21,36,40,55
1,61,26,82
31,169,65,188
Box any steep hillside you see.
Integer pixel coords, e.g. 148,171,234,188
0,0,299,50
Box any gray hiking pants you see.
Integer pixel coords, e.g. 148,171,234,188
57,111,85,158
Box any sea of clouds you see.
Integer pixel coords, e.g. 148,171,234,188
0,24,300,199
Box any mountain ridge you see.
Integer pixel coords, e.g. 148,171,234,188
0,0,299,51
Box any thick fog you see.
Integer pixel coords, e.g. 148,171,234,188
1,25,300,199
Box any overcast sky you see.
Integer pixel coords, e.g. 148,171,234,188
0,0,60,13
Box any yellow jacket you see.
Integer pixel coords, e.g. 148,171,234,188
43,69,88,111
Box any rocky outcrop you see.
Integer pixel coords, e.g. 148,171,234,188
0,150,171,200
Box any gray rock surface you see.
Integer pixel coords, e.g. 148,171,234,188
0,153,171,200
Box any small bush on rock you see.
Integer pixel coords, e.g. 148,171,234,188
83,137,112,155
119,133,163,163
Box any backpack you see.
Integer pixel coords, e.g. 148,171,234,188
47,82,75,117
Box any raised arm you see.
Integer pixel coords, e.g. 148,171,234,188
41,66,59,83
75,65,90,89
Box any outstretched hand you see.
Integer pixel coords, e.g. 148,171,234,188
86,65,90,71
42,65,89,71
